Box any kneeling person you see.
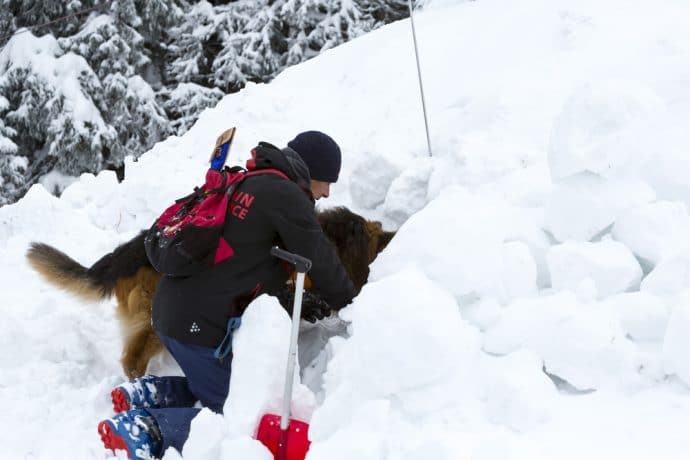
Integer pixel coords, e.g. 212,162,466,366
98,131,356,459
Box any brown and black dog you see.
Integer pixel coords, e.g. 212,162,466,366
26,207,394,378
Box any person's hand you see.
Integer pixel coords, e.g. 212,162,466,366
300,291,332,322
276,287,332,323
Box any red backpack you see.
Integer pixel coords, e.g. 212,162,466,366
144,165,287,277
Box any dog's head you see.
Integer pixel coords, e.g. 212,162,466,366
317,207,395,291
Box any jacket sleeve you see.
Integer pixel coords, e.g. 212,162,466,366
265,181,356,310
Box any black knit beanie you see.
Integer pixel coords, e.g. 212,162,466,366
287,131,342,183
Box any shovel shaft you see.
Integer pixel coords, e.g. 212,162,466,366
276,428,290,460
280,271,305,431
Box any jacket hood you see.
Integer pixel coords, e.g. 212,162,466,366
247,142,312,196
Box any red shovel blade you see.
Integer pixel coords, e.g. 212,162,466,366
256,414,311,460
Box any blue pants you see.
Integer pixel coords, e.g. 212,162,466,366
145,334,234,454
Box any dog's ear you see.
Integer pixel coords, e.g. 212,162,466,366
376,230,396,255
365,221,382,238
365,220,395,263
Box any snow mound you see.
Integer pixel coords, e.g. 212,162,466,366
309,267,482,446
479,350,558,432
483,292,639,391
602,292,671,342
641,247,690,297
613,200,690,268
547,240,643,298
544,173,655,242
663,293,690,386
372,186,542,305
548,79,666,181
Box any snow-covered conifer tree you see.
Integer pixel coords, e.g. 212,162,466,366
0,0,409,205
58,12,171,172
0,64,62,204
166,1,218,87
160,83,224,133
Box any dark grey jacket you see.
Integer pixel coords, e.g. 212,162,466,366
152,142,356,347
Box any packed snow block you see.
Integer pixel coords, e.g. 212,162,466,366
612,201,690,268
636,125,690,212
219,437,274,460
548,79,665,182
543,173,655,242
309,401,463,460
308,400,399,460
382,159,433,227
499,241,539,302
373,186,540,305
461,297,504,332
479,350,558,432
426,135,543,200
349,154,402,209
222,295,315,438
182,409,225,459
308,267,482,443
59,168,158,233
483,292,639,390
475,163,554,209
601,292,671,342
547,240,643,298
0,184,111,256
662,298,690,386
641,247,690,297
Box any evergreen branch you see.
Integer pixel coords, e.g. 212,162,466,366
0,1,112,42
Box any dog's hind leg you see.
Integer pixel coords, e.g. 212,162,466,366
120,309,162,379
117,272,163,378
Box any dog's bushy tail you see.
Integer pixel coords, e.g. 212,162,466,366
26,242,112,301
26,231,151,303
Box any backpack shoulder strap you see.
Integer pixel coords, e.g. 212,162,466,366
244,168,289,181
221,167,289,201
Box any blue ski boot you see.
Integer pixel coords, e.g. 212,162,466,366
111,375,197,413
111,375,161,413
98,409,162,460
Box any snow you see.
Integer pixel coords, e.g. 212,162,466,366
222,296,316,438
641,248,690,298
483,291,641,391
602,291,671,342
663,294,690,386
547,78,667,181
349,153,402,210
0,30,110,132
547,239,643,299
543,173,655,242
8,154,28,171
2,0,690,458
38,169,79,196
372,186,542,306
71,14,114,39
129,75,157,101
613,200,690,268
381,158,433,226
478,350,558,432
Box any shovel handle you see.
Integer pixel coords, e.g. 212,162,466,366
271,247,312,273
271,248,312,435
277,429,289,460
